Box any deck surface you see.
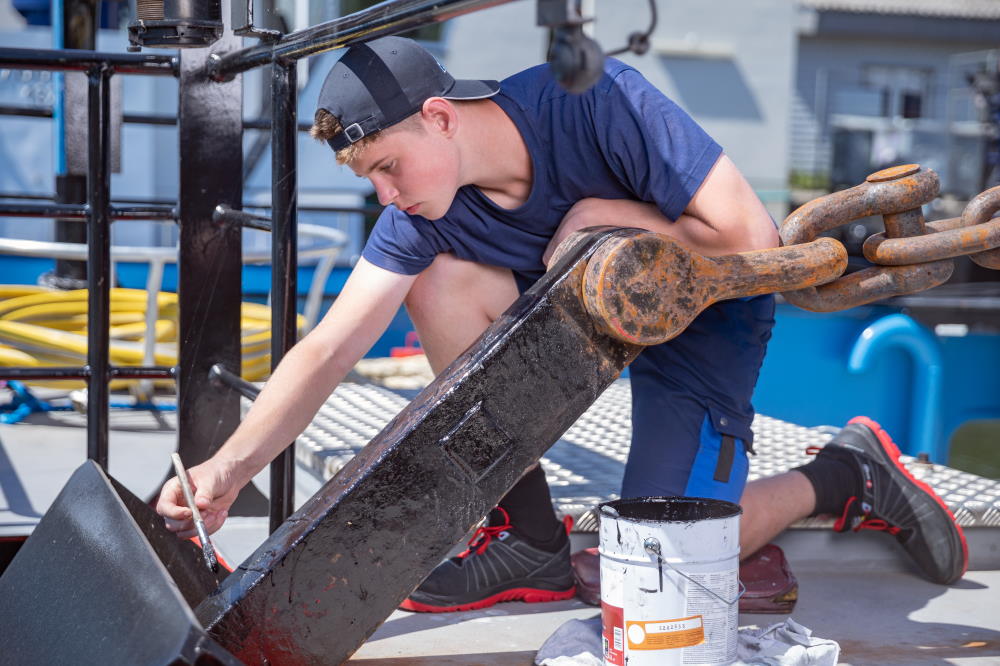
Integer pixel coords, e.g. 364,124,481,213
1,380,999,664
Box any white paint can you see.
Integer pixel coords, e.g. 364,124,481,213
599,497,742,666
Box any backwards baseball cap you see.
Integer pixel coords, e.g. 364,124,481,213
317,36,500,152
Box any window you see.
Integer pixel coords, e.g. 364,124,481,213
862,65,931,120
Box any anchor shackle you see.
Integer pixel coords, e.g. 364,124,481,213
780,164,953,312
581,231,846,346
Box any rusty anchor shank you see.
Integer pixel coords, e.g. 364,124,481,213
582,231,846,346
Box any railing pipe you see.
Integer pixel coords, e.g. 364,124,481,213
112,366,176,379
0,191,382,217
0,223,345,263
0,366,176,380
0,202,87,218
85,64,112,470
0,105,52,118
209,0,515,80
0,368,92,380
209,363,261,401
0,47,178,75
268,59,297,533
0,104,315,131
212,204,272,231
0,202,176,221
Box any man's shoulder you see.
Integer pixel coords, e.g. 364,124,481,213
499,63,556,102
500,58,641,101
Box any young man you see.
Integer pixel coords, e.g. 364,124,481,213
157,36,967,611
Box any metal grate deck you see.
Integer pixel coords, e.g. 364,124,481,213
268,380,1000,530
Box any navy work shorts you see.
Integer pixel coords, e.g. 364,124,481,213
516,270,775,504
622,294,775,502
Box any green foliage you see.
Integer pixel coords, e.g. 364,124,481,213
788,170,831,191
949,420,1000,479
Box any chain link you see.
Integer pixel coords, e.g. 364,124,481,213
780,164,1000,311
862,185,1000,270
580,163,1000,346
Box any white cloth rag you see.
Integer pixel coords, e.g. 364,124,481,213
534,616,839,666
736,618,840,666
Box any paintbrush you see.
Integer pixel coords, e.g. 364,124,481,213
171,452,219,573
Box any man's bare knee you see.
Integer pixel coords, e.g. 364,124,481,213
406,253,517,323
405,253,462,317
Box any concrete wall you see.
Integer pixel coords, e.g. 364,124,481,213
444,0,797,218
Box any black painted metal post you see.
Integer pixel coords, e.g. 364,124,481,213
85,65,111,469
176,42,245,470
51,0,99,288
268,59,297,533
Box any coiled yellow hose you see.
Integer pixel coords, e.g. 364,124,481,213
0,286,302,389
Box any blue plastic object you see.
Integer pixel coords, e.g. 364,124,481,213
0,380,176,424
755,304,1000,465
0,380,72,424
848,314,944,462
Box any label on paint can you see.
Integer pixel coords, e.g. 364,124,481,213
682,570,739,664
626,615,704,651
601,601,625,666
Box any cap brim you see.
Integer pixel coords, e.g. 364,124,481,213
442,79,500,100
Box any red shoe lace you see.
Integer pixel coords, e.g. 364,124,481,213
562,514,574,535
834,496,901,535
458,507,513,558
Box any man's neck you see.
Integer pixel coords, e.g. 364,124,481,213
459,100,533,209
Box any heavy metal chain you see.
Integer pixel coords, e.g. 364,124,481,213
577,163,1000,346
779,164,1000,312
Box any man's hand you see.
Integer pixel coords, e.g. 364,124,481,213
156,459,243,538
153,259,415,540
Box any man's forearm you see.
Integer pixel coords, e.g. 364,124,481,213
212,333,351,486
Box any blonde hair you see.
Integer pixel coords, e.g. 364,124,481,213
310,108,423,165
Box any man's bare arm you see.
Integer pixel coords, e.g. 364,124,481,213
543,154,778,264
157,258,417,536
673,154,779,254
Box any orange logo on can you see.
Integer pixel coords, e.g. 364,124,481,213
626,615,704,650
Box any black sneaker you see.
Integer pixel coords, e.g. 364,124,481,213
812,416,968,585
400,508,576,612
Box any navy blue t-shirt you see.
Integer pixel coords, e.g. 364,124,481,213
361,58,772,448
362,58,722,284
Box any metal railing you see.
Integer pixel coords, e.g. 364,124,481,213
0,0,513,530
208,0,516,80
0,49,177,470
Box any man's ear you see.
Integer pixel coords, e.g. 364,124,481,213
421,97,458,137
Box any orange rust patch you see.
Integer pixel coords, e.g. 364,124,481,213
867,164,919,182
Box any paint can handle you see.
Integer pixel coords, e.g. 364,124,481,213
644,537,745,606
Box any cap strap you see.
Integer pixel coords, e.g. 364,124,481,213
341,42,415,129
327,115,380,151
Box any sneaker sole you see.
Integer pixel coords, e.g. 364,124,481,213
847,415,969,584
400,585,576,613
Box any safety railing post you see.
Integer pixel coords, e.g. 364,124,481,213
268,58,297,532
85,64,112,469
176,41,247,475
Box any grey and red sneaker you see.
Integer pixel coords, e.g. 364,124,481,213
813,416,968,585
400,508,576,613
